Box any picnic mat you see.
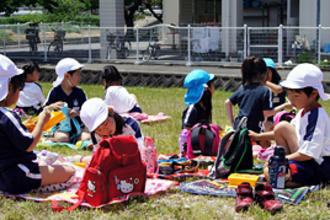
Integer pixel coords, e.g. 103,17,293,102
0,153,178,208
127,112,171,124
179,179,322,204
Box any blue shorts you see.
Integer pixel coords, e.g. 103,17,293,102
289,156,330,185
128,104,142,113
0,162,41,194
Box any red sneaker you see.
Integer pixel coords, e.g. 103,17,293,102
255,183,283,214
235,182,254,212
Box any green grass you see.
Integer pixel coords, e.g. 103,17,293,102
0,83,329,220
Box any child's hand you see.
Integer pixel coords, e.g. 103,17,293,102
38,107,51,126
283,102,293,110
68,109,80,118
47,101,66,111
248,130,260,140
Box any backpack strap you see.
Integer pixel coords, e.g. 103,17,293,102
203,125,215,156
190,126,203,156
212,130,234,173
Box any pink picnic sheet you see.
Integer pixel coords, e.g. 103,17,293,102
127,112,171,124
0,156,178,208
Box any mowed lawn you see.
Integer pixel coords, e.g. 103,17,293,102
0,82,329,220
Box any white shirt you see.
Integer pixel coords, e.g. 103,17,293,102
291,106,330,164
104,86,137,114
17,82,45,108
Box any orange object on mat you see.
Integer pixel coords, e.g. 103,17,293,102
24,111,66,132
228,173,260,187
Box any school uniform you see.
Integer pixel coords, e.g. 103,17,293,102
45,85,87,128
288,106,330,185
104,86,142,114
181,103,209,129
229,83,273,132
267,84,286,122
0,107,41,194
16,82,45,115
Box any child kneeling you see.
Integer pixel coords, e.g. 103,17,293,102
250,63,330,186
0,55,74,194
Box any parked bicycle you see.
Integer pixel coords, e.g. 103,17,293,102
47,29,66,58
142,33,160,61
106,33,132,59
25,23,40,54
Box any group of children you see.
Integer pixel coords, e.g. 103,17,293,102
0,53,329,195
182,56,330,187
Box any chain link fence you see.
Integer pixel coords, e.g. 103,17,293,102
1,23,330,67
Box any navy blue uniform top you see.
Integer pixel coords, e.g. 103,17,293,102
45,85,87,126
0,107,35,171
181,103,209,129
229,83,273,132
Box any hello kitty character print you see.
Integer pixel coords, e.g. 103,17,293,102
87,180,96,197
115,176,141,194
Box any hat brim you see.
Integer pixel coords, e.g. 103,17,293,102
184,84,205,105
0,78,9,102
91,107,108,131
280,80,302,89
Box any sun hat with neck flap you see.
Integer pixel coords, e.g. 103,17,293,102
53,58,84,87
0,54,24,102
280,63,330,101
184,69,214,105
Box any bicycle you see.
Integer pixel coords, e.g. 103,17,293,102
142,33,160,61
47,29,65,58
106,33,132,60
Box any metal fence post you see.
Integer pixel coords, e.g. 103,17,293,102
247,26,250,56
318,24,321,65
2,26,6,55
186,24,191,66
244,24,247,59
278,24,283,66
42,22,47,62
135,25,140,64
88,25,92,63
17,23,21,48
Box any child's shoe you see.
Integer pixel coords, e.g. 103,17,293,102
255,183,283,214
235,182,254,212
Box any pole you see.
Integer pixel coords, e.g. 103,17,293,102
186,24,191,66
278,24,283,66
88,25,92,63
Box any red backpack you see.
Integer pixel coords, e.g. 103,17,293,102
186,123,221,159
68,136,146,210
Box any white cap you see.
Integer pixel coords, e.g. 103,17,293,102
53,58,84,87
80,98,109,131
0,54,24,101
281,63,330,101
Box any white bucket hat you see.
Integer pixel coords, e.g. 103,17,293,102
53,58,84,87
80,98,109,132
281,63,330,100
0,54,24,101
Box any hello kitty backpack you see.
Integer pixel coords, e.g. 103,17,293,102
141,137,159,176
68,136,146,211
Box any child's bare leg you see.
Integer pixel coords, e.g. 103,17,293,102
79,129,90,142
54,131,70,142
39,165,75,186
273,121,298,154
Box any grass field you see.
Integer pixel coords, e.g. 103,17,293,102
0,83,329,220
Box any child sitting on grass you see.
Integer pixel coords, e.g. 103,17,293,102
249,63,330,186
16,61,45,115
45,58,89,143
79,98,144,162
0,54,74,194
102,65,142,114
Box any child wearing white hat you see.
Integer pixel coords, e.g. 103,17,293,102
250,63,330,186
45,58,89,143
0,54,74,194
79,98,144,161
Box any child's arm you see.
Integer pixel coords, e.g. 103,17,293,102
263,102,293,118
264,81,283,94
249,130,275,141
286,152,313,161
225,99,235,128
26,108,51,152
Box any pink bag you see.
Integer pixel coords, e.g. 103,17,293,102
186,123,221,159
141,137,159,176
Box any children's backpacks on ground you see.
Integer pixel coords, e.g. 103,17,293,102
186,123,221,159
209,117,253,179
68,136,146,210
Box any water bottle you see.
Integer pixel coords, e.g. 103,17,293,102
178,129,189,157
142,137,158,175
268,146,288,189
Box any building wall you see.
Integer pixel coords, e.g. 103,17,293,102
163,0,180,26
